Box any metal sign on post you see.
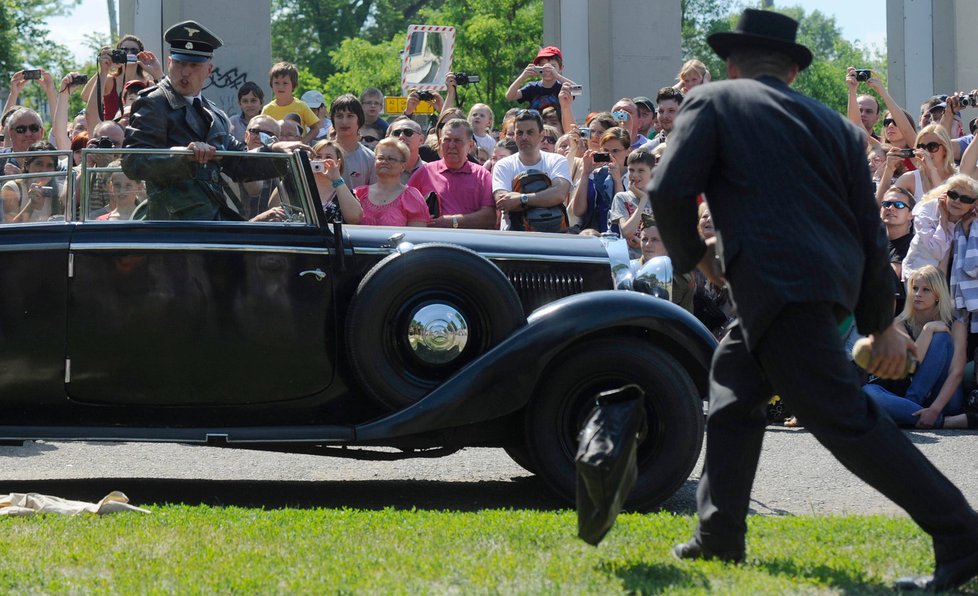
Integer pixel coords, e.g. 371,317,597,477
401,24,455,95
384,97,436,115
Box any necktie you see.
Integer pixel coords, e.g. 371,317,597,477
192,97,213,131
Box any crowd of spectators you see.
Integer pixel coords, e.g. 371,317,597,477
3,34,978,429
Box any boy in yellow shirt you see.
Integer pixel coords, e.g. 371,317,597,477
260,61,320,144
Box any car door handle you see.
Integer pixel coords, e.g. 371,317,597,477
299,269,326,281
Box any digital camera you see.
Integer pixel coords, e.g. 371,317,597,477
110,49,128,64
612,110,629,123
22,69,41,80
578,127,591,140
417,90,435,102
93,136,116,149
958,93,978,108
310,160,325,173
593,152,611,163
855,69,872,82
454,72,480,86
70,74,88,86
568,84,583,97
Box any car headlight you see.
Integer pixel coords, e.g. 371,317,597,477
633,256,673,301
600,233,633,290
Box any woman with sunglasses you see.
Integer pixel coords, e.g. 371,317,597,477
862,265,967,429
880,186,916,315
95,35,163,123
354,137,431,227
878,124,956,206
903,174,978,281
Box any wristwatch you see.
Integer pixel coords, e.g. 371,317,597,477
331,177,345,189
451,215,459,229
520,194,529,207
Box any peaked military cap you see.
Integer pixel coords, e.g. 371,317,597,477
164,20,223,63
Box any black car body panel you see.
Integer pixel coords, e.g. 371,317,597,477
0,148,715,508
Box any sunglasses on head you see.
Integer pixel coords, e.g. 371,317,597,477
13,123,42,134
360,135,379,144
390,129,416,138
881,200,909,210
916,141,942,153
882,118,896,127
516,109,540,117
947,189,978,204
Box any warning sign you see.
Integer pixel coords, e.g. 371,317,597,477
384,96,436,115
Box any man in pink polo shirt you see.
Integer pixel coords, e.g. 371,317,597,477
407,118,496,229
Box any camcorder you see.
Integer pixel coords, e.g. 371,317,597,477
454,72,480,86
854,69,872,82
22,69,41,80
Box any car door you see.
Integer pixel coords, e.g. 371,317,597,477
65,149,336,407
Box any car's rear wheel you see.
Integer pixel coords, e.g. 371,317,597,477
504,445,538,474
525,337,704,510
346,243,525,409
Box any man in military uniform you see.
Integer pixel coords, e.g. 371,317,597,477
123,21,305,220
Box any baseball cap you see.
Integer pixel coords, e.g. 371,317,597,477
634,96,655,113
533,46,563,66
300,90,326,109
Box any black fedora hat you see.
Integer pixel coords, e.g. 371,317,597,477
708,9,813,70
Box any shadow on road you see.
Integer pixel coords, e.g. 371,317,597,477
0,477,699,513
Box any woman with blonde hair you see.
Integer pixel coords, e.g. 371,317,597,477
902,174,978,280
862,265,966,428
877,123,956,204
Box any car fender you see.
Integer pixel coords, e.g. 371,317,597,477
356,290,716,440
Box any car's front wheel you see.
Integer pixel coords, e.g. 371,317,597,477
525,337,704,511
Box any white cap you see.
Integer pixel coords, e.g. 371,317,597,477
300,90,326,109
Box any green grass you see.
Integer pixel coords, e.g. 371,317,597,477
0,507,969,594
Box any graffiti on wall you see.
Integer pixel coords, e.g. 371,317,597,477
204,66,252,116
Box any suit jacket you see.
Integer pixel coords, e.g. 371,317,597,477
649,76,893,349
122,78,279,220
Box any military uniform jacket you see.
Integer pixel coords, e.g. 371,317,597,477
649,76,894,349
122,77,278,220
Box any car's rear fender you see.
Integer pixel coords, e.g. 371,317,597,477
355,290,716,441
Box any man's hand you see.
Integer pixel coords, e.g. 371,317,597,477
39,69,55,95
495,192,523,212
845,66,858,92
865,322,918,380
186,141,217,164
695,236,725,287
269,141,311,154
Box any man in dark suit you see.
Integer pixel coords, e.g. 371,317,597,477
123,20,304,220
650,9,978,591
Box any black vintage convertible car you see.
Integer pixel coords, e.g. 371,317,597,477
0,148,715,509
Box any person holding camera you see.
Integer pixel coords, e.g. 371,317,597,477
97,35,163,123
876,124,956,206
2,69,58,134
0,107,47,177
2,141,63,223
505,46,574,118
845,68,881,140
569,126,631,233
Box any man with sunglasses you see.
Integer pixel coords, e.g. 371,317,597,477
880,186,915,315
407,118,495,229
0,108,45,175
385,117,427,184
652,10,978,590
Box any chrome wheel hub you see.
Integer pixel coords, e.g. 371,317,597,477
408,304,469,364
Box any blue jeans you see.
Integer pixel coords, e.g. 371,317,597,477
862,332,964,427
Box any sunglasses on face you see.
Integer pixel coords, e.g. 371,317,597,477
881,200,909,210
360,135,379,144
390,129,417,138
13,123,42,134
916,141,942,153
543,137,557,144
947,189,978,204
882,118,896,127
247,127,275,136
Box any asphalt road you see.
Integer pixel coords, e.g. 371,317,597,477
1,427,976,515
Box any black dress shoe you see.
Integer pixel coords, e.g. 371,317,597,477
672,540,745,564
894,548,978,592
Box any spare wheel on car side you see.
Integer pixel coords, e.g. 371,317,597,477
346,243,525,409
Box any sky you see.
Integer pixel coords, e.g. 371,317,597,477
46,0,889,65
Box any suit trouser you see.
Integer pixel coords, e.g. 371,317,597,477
694,302,978,563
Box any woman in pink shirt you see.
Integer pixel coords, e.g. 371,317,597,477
355,138,431,227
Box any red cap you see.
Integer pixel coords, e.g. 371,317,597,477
533,46,563,66
122,79,148,96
